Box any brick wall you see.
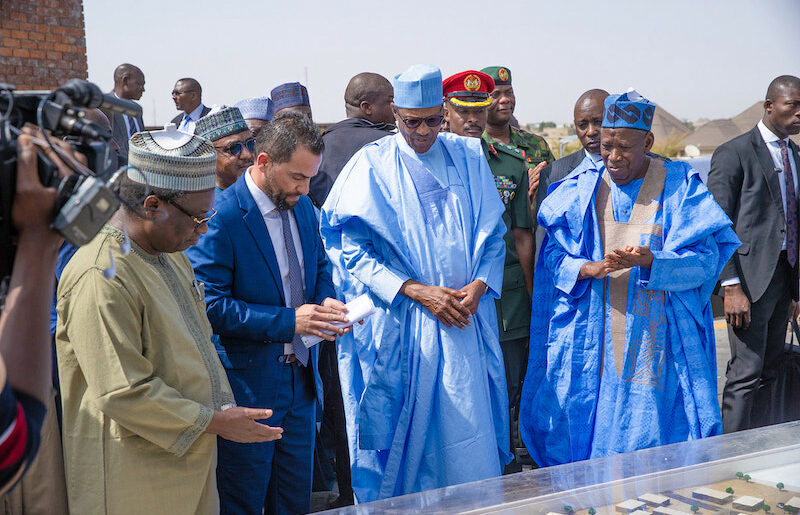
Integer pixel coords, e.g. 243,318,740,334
0,0,88,91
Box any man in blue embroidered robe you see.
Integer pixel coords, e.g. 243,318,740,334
320,64,511,502
520,91,740,466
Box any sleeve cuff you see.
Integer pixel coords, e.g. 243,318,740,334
371,269,410,306
168,404,213,458
720,277,741,287
554,256,589,298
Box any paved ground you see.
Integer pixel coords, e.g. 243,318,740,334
714,317,731,403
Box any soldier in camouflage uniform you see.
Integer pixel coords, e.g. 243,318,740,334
482,67,554,219
481,66,554,470
443,69,538,472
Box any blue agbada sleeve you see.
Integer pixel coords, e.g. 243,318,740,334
340,218,410,306
641,167,739,294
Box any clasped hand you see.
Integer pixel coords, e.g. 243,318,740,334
400,279,487,329
579,245,654,280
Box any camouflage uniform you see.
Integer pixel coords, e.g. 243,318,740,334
481,66,554,469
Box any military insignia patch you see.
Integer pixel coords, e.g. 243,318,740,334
494,175,517,205
498,68,509,82
464,74,481,91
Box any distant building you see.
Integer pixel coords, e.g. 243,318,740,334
685,101,800,156
651,103,691,143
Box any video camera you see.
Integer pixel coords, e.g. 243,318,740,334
0,79,141,283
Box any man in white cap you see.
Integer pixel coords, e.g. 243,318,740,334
55,130,283,515
195,106,255,193
234,96,274,138
320,64,510,502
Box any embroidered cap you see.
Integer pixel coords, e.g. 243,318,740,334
235,96,274,121
270,82,310,113
128,131,217,191
194,105,248,142
602,89,656,131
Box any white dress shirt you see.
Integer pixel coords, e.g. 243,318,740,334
245,167,305,353
178,103,206,135
721,121,799,287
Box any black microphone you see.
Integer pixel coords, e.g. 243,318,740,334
58,79,142,118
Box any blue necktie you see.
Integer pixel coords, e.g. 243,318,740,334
279,209,309,366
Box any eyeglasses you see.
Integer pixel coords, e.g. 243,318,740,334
168,200,217,227
171,89,198,96
214,138,255,157
395,111,444,129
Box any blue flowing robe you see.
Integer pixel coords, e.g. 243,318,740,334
320,132,511,502
520,157,739,466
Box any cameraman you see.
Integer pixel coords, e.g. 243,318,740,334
0,130,74,494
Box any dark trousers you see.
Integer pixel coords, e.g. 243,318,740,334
722,253,795,433
218,363,316,515
500,336,528,468
318,341,353,503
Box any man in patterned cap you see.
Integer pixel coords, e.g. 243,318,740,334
195,106,255,193
481,66,554,215
520,91,739,466
271,82,313,120
56,129,283,515
443,69,532,473
235,96,274,138
320,64,510,502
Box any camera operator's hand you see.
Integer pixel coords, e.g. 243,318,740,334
13,134,61,247
15,127,85,246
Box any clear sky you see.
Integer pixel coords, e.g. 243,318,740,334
83,0,800,126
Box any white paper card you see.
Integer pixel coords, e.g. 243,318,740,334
301,294,376,348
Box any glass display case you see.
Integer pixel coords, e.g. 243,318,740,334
322,421,800,514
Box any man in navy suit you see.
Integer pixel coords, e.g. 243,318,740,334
187,112,349,514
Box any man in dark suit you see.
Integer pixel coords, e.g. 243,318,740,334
308,72,395,207
108,63,145,165
707,75,800,433
171,78,210,134
186,112,349,515
533,89,608,257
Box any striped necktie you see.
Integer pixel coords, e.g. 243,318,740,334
279,209,309,366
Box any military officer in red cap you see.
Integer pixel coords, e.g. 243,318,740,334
443,69,534,473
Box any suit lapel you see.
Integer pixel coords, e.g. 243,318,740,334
294,200,315,301
751,127,785,219
235,177,286,304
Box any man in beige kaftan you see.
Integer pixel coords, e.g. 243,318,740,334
56,129,282,515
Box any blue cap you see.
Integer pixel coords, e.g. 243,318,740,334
235,96,274,121
602,90,656,131
271,82,310,112
393,64,443,109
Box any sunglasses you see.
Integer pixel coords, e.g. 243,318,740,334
168,200,217,227
214,137,256,157
395,112,444,130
